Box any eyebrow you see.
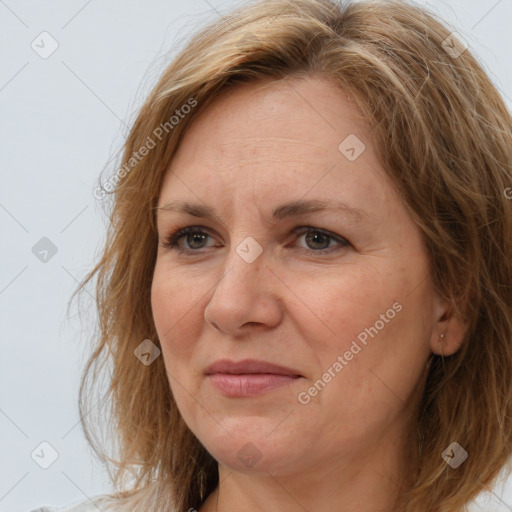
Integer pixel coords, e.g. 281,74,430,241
155,199,367,225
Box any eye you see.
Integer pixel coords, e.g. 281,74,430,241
161,226,216,253
160,225,350,255
293,225,350,254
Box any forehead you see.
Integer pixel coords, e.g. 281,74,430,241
157,75,395,223
172,76,370,163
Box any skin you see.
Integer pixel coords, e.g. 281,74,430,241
150,75,466,512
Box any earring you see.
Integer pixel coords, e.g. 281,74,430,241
439,332,445,340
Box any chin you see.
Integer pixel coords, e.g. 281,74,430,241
204,438,291,475
191,416,305,475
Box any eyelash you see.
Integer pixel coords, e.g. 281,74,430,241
160,225,350,256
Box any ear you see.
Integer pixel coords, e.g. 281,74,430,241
429,296,468,357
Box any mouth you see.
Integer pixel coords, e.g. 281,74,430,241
204,359,303,397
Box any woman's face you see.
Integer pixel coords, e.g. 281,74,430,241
151,75,446,476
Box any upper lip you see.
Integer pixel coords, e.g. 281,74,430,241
205,359,302,377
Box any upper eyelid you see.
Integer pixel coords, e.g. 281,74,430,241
167,224,342,237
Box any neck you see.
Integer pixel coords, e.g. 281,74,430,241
199,423,413,512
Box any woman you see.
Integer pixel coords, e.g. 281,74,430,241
30,0,512,510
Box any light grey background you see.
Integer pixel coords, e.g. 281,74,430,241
1,1,511,511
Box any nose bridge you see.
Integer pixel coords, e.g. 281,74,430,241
208,193,270,296
203,230,280,333
219,232,265,289
220,197,267,270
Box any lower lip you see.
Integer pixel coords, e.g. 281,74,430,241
207,373,300,396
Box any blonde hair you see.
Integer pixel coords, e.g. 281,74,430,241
72,0,512,510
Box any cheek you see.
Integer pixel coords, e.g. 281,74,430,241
150,263,203,366
295,262,429,398
291,264,401,354
321,307,429,434
151,266,205,423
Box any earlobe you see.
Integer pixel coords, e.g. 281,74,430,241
429,303,467,357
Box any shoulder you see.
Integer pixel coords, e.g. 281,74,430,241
26,484,179,512
27,494,118,512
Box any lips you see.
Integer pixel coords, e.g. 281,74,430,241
204,359,302,377
204,359,303,397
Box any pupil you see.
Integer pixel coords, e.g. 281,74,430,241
189,233,206,248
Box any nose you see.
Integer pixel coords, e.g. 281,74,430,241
203,239,282,335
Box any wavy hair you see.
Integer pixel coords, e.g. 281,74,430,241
71,0,512,510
